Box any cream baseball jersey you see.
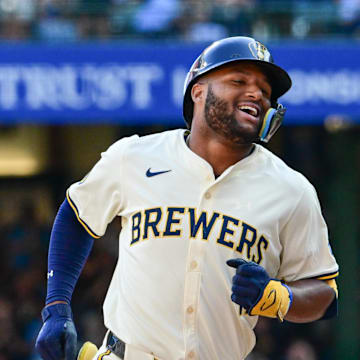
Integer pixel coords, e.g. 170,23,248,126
67,129,338,360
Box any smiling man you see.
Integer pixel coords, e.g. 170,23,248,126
35,37,339,360
195,64,271,145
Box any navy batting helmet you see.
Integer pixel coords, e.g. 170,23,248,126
183,36,292,141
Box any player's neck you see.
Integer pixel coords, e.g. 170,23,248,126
186,131,254,177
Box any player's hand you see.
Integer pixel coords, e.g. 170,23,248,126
35,303,77,360
227,258,293,321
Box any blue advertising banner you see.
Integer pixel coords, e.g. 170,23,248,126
0,41,359,125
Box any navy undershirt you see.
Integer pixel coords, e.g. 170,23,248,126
46,198,94,304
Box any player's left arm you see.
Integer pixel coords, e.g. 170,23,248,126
227,259,338,323
284,278,337,323
246,180,339,323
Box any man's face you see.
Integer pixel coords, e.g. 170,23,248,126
199,62,272,145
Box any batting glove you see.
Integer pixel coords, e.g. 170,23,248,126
227,258,293,321
35,303,77,360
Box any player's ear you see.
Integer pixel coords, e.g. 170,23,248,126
191,82,206,104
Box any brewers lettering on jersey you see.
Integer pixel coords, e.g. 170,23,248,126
35,37,339,360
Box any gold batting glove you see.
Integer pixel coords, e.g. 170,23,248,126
227,258,293,321
77,341,98,360
249,279,292,321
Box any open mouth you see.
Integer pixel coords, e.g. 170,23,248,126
238,105,259,117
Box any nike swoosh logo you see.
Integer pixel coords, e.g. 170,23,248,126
260,289,277,311
146,168,172,177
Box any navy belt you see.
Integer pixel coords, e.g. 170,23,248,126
107,332,126,359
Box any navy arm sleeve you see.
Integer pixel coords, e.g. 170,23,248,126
46,198,95,304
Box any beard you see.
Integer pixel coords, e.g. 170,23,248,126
204,85,260,145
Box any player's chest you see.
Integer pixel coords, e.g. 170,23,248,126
121,170,286,266
121,163,289,224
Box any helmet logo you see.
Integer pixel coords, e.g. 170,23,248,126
248,41,270,61
198,57,208,70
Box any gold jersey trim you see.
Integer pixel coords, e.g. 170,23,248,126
97,349,111,360
66,190,101,239
316,271,339,280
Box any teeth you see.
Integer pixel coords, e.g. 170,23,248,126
239,105,258,117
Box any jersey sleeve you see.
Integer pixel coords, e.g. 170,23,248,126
67,135,137,238
277,182,339,282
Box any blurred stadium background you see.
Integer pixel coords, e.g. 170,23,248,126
0,0,359,359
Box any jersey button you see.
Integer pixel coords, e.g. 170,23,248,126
204,192,211,199
187,306,194,314
190,260,198,270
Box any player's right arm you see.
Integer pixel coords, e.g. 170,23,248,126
35,136,135,360
35,197,96,360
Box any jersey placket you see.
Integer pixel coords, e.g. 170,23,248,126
183,176,216,360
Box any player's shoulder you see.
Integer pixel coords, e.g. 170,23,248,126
105,129,183,157
256,145,314,193
128,128,184,147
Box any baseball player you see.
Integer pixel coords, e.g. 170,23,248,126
35,36,339,360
